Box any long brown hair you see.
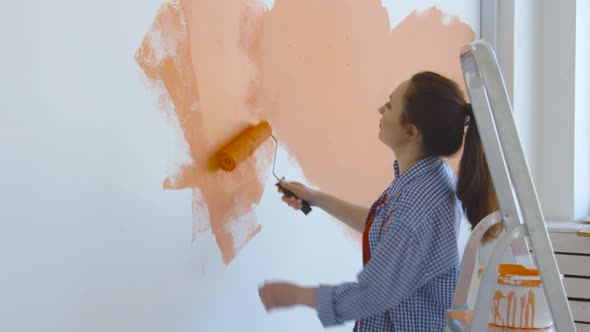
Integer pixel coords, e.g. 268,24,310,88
403,71,503,242
456,105,503,242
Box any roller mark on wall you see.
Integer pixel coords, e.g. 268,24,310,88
136,1,264,264
136,0,474,264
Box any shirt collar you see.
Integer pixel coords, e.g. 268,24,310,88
393,160,401,178
392,155,442,190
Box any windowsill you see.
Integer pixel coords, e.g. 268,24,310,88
546,220,590,234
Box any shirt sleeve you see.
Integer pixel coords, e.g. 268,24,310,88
315,216,434,327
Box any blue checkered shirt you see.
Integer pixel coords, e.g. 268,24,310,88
316,156,462,331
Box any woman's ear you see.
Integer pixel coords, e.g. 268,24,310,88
405,123,420,140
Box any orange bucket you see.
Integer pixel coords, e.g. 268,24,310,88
487,264,554,330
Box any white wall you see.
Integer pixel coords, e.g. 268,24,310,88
512,0,540,183
0,1,479,332
382,0,479,32
574,0,590,218
537,0,578,220
493,0,589,221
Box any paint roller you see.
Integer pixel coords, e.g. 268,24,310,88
215,121,312,215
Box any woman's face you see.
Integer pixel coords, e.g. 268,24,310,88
378,80,411,151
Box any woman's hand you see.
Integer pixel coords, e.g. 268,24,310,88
277,180,320,210
278,180,369,233
258,281,317,310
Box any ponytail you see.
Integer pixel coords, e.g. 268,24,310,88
403,72,504,243
457,106,504,243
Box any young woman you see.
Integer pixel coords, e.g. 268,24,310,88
258,71,502,331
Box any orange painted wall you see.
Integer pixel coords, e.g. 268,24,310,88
136,0,475,264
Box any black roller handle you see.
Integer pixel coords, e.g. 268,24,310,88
276,182,312,215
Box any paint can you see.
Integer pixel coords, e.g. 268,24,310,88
488,264,555,330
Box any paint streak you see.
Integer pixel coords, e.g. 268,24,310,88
525,290,535,328
491,289,538,329
492,290,506,326
136,1,264,264
136,0,474,263
507,291,517,327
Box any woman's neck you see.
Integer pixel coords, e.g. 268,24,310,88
395,147,427,175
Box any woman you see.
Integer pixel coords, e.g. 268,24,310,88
258,71,501,331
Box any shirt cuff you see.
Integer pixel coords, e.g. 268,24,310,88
316,285,340,327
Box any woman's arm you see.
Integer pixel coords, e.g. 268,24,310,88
258,223,431,325
278,180,370,232
258,283,317,310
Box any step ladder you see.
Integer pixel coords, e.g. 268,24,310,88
447,40,576,331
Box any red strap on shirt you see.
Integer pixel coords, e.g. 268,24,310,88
358,194,388,332
362,194,388,266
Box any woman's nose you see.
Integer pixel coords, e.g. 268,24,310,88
378,106,384,114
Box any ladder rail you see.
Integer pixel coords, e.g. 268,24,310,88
452,211,503,307
459,40,576,331
460,47,532,267
470,224,528,331
470,42,575,331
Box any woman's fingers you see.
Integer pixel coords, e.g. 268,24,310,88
279,180,304,195
276,179,312,209
290,197,302,209
281,195,302,209
258,282,300,311
258,285,273,311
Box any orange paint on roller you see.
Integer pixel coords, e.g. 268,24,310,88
216,121,272,171
215,121,312,214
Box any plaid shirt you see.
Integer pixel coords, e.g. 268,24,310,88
316,156,462,331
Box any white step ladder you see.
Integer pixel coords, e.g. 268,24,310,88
447,40,576,331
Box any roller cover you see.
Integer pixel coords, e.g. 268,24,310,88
216,121,272,171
